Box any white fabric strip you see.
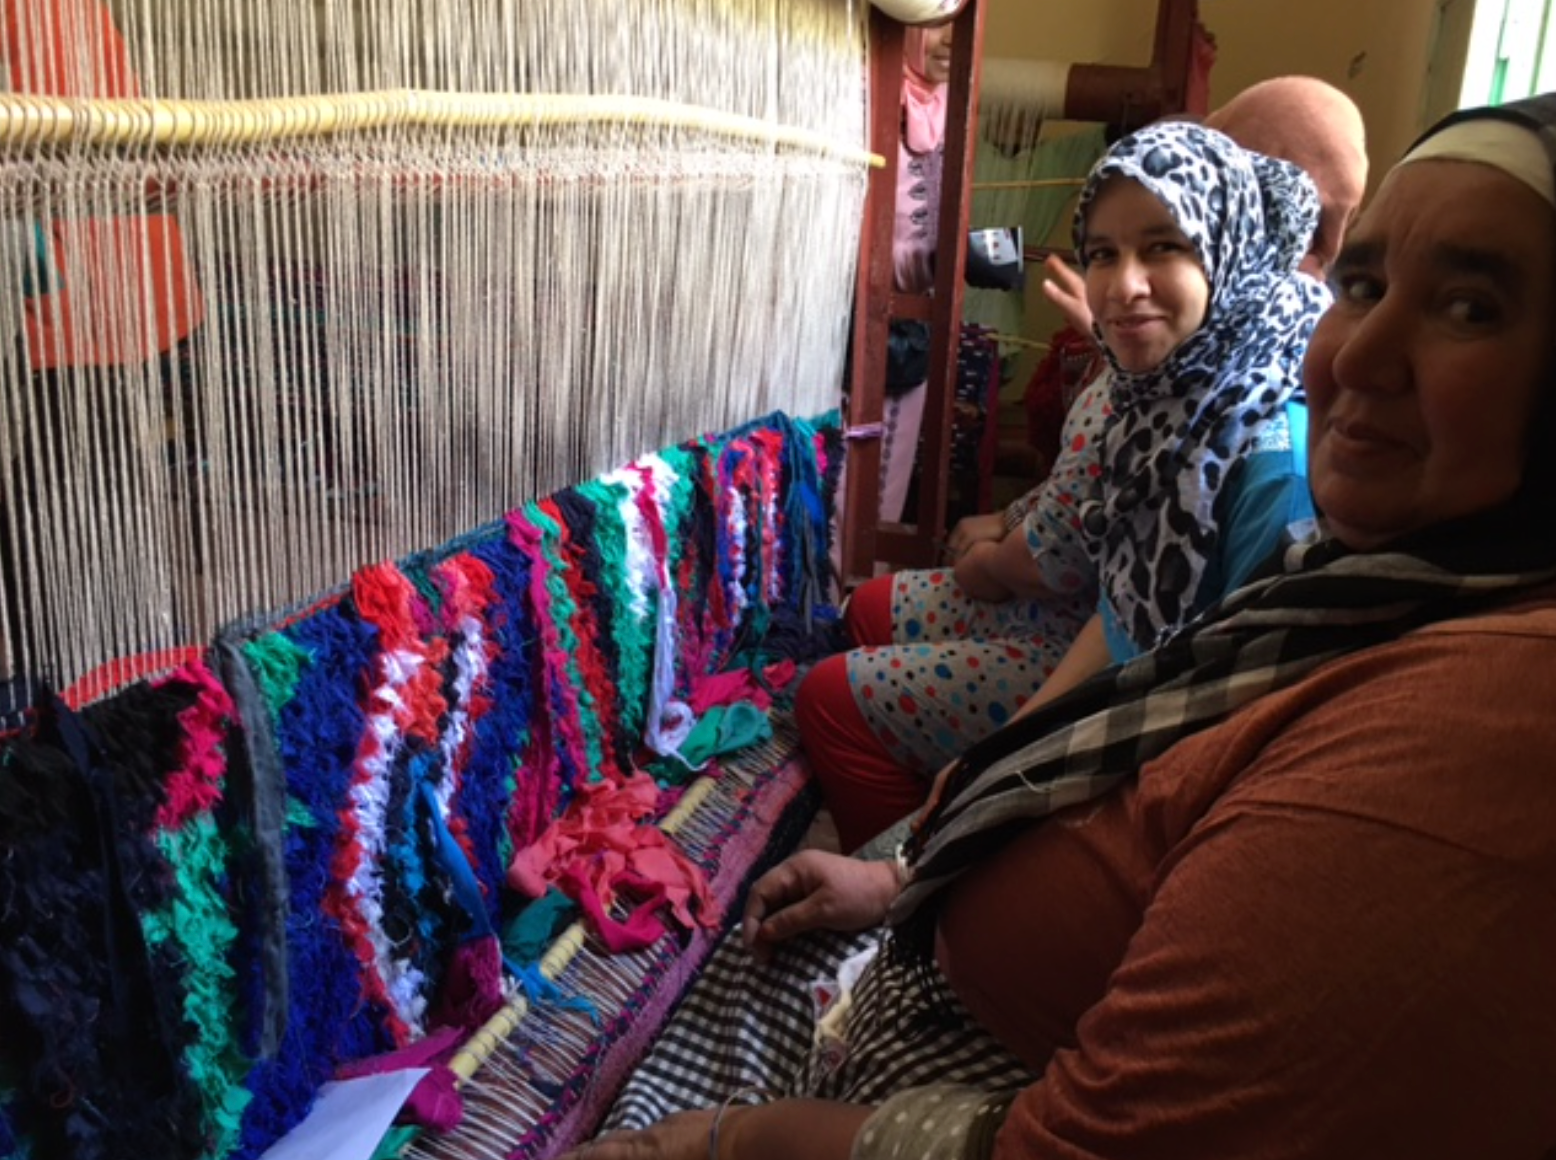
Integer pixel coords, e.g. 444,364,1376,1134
1399,119,1556,207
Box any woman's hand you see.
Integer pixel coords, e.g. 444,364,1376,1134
555,1111,713,1160
562,1101,872,1160
953,540,1015,602
1041,254,1095,336
741,850,900,961
945,511,1006,560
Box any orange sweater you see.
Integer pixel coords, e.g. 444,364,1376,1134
937,590,1556,1159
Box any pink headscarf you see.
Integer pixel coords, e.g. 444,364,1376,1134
901,28,948,154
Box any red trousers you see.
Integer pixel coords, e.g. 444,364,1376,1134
795,574,929,852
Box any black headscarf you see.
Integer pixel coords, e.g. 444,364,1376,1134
1329,92,1556,574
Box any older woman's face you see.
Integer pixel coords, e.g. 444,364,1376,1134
1304,160,1555,549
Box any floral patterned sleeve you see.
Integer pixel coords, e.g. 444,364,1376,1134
1020,372,1109,598
850,1085,1019,1160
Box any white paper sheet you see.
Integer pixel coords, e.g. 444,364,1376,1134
258,1069,430,1160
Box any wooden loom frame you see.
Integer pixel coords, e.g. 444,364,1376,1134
840,0,1202,584
841,0,987,584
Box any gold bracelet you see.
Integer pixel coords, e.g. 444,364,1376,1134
707,1086,770,1160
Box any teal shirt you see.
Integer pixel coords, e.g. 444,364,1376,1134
1101,401,1313,663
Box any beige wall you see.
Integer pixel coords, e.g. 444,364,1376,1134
977,0,1479,369
984,0,1156,68
1200,0,1475,194
981,0,1479,198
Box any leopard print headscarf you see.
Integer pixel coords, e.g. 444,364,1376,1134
1075,122,1331,651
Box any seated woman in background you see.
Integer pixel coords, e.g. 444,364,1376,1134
572,92,1556,1160
877,18,955,524
982,76,1368,610
986,76,1367,573
799,118,1330,850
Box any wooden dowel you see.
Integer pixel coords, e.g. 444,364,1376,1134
971,177,1084,191
989,332,1051,351
0,90,883,166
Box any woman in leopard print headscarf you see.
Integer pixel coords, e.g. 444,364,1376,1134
800,120,1330,852
1076,120,1331,653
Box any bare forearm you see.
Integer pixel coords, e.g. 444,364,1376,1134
953,541,1014,602
721,1100,875,1160
1012,613,1109,723
985,524,1059,602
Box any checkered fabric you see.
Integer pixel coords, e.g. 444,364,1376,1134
603,927,1033,1130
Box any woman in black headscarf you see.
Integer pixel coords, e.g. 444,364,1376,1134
568,95,1556,1160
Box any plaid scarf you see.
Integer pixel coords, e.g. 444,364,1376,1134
890,529,1556,935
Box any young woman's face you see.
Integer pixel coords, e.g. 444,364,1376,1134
1081,178,1211,373
919,23,954,86
1304,160,1555,549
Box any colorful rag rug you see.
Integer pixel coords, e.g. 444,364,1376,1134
0,410,841,1160
0,667,248,1160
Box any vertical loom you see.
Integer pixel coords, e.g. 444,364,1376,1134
0,2,1202,1157
0,410,842,1160
0,0,874,694
0,3,871,1155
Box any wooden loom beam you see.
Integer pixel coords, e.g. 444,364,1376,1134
879,0,987,570
842,0,987,584
0,90,883,164
840,6,908,583
1064,0,1199,130
841,0,1200,585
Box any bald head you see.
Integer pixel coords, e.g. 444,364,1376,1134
1205,76,1368,275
